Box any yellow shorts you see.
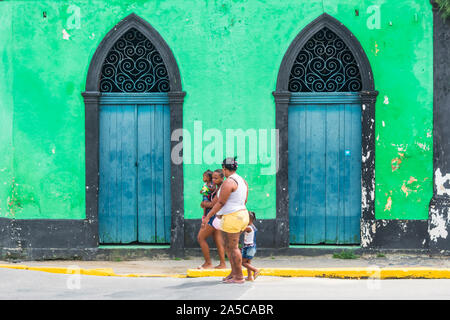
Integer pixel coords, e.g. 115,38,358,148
213,209,249,233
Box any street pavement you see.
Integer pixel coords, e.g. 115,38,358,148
1,267,450,300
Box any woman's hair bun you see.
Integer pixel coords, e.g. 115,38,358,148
222,156,238,171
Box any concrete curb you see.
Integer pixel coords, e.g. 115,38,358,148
2,264,450,279
0,264,187,278
187,267,450,279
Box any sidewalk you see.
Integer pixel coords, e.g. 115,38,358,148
1,253,450,278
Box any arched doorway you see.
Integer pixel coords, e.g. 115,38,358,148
82,14,185,246
273,13,378,245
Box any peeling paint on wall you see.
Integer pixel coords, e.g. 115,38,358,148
399,221,408,233
408,176,418,184
391,143,408,152
362,150,371,163
391,153,405,172
429,207,450,242
401,183,410,196
360,220,374,247
62,29,70,40
384,196,392,211
361,186,368,209
416,141,430,151
435,168,450,196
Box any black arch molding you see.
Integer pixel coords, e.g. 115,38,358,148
273,13,379,248
83,13,186,253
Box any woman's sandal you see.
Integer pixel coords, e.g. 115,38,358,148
222,275,233,282
223,278,245,284
254,270,260,279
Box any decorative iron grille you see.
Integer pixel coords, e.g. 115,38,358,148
100,28,170,93
288,27,362,92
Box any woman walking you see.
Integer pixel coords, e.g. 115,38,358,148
203,157,249,284
197,169,227,269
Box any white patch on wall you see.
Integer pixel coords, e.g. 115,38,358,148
361,185,368,209
361,221,374,247
435,168,450,196
391,143,408,153
62,29,70,40
416,141,429,151
362,151,371,163
383,96,389,104
429,208,449,242
399,221,408,233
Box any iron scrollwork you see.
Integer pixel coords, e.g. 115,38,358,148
100,28,169,93
289,27,362,92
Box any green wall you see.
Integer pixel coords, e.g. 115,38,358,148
0,0,433,221
0,3,14,218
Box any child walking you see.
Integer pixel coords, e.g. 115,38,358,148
242,211,260,281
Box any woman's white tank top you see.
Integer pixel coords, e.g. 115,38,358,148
216,173,247,216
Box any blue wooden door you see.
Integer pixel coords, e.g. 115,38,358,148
99,93,171,244
288,93,361,244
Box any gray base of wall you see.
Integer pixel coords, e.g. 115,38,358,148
0,247,174,261
0,217,97,249
362,219,429,249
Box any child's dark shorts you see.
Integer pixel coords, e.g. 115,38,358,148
242,245,257,259
203,212,215,227
207,214,215,227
